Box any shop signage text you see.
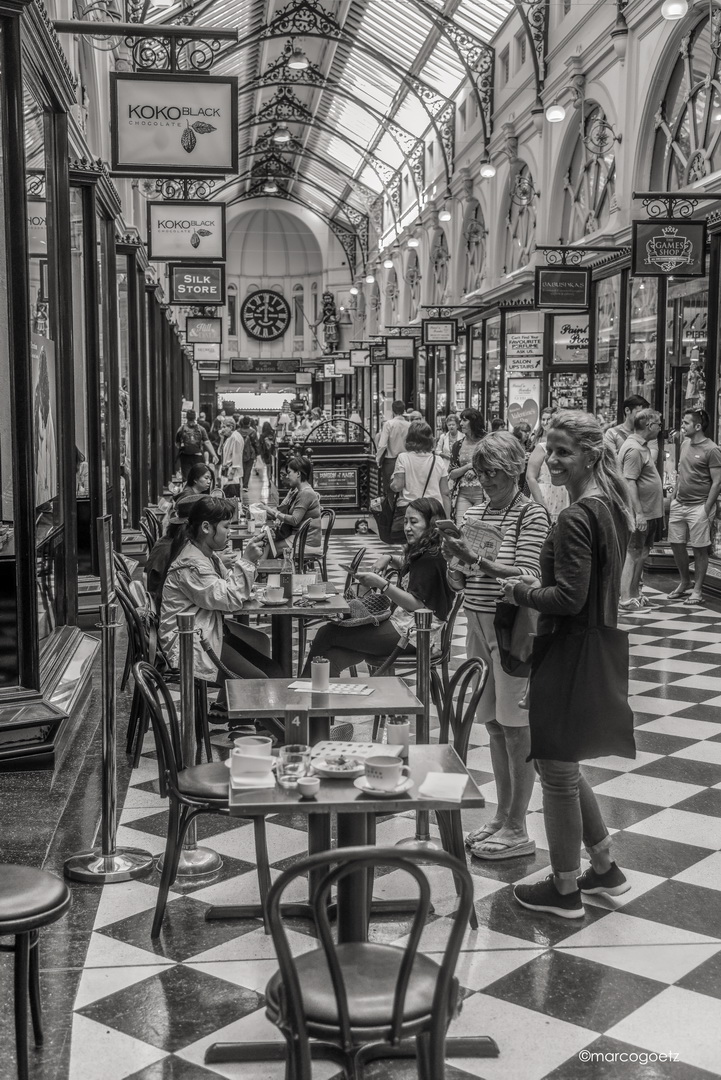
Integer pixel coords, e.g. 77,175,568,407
507,377,541,431
422,318,458,345
230,357,300,373
168,265,225,305
506,332,543,358
554,316,589,364
385,336,416,359
27,200,47,256
194,343,220,362
148,202,226,261
314,467,359,507
186,316,223,343
350,348,370,367
632,219,706,277
370,344,391,364
110,73,238,176
535,267,591,309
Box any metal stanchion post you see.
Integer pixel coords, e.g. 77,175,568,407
159,613,222,877
397,608,439,851
65,600,154,883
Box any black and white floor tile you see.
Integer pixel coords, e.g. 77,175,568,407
66,541,721,1079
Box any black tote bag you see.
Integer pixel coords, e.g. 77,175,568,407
528,501,635,762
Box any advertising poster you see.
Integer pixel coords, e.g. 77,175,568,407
350,348,370,367
110,73,238,176
31,334,58,507
506,332,543,374
314,467,359,507
553,316,589,364
148,202,226,261
506,377,541,431
186,316,222,343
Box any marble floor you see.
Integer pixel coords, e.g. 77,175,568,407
4,529,721,1079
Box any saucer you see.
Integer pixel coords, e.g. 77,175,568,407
261,596,288,607
312,756,364,779
353,775,413,797
307,595,331,603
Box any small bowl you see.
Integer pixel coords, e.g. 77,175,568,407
297,776,320,798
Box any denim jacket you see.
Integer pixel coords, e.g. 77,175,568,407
159,542,256,681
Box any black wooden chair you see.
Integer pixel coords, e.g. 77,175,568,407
263,846,473,1080
139,517,157,554
133,661,273,937
300,507,336,580
0,866,71,1080
291,517,314,572
296,545,368,677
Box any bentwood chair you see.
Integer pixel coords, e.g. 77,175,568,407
263,846,473,1080
296,544,368,677
133,661,273,938
291,517,313,572
299,508,336,581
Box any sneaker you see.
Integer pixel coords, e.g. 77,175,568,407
514,875,585,919
618,598,641,611
577,862,630,897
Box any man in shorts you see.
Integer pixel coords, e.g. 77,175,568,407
668,408,721,604
618,409,663,610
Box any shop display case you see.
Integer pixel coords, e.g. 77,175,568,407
278,417,374,512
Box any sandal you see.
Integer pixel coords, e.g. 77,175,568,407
464,824,502,849
668,585,692,600
470,838,536,861
684,595,703,606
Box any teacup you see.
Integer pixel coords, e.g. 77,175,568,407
233,736,273,757
297,775,320,798
364,756,411,791
307,583,326,599
266,586,284,603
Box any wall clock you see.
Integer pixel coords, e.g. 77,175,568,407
240,289,291,341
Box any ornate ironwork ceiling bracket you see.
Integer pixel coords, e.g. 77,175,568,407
406,77,455,174
632,191,719,218
255,0,343,42
537,244,621,264
246,85,314,126
153,178,217,200
513,0,549,106
53,19,237,72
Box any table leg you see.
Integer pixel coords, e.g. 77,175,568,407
272,614,293,676
335,813,370,944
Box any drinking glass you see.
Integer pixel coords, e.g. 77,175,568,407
277,744,311,788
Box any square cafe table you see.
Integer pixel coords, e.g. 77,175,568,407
235,593,350,676
226,675,424,742
205,744,497,1068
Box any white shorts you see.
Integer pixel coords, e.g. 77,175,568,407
465,608,529,728
668,500,711,548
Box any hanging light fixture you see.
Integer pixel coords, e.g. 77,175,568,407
272,123,292,144
479,153,496,179
365,271,375,284
407,236,420,248
439,195,452,222
263,177,279,194
350,286,359,295
661,0,688,18
545,100,566,123
383,255,394,268
287,42,309,69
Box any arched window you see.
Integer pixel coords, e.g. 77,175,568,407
562,103,617,241
504,163,537,274
651,15,721,188
293,284,304,337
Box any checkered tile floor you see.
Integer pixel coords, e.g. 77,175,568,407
67,537,721,1080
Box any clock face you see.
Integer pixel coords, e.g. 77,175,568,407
240,289,291,341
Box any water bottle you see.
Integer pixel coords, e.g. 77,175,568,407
281,547,294,600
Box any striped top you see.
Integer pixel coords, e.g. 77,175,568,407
453,495,550,612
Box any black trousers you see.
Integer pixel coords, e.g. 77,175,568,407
178,452,203,480
213,622,284,704
301,619,413,677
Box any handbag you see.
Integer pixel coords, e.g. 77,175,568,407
494,504,543,677
527,501,635,762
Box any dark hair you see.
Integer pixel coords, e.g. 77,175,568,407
392,400,406,415
185,462,213,487
623,394,650,414
185,409,196,421
684,408,710,432
160,495,235,597
286,454,313,483
459,408,485,439
491,418,506,432
513,422,531,439
405,420,435,453
261,421,274,438
402,496,445,564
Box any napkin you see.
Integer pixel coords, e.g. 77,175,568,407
417,772,467,802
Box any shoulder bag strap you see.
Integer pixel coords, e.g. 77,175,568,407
420,453,436,499
578,501,604,629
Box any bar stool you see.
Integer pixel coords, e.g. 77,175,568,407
0,865,71,1080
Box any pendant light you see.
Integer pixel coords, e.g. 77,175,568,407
661,0,688,18
439,201,452,222
545,100,566,123
479,153,496,179
263,177,279,194
350,286,359,295
287,44,309,70
407,236,420,248
272,124,291,144
383,256,394,268
365,272,375,284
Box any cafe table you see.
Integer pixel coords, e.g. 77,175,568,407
204,743,498,1068
226,675,424,742
236,593,350,676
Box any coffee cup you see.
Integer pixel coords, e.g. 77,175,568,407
364,756,411,791
233,735,273,757
267,574,281,588
308,582,326,599
266,586,284,603
297,775,320,798
311,657,330,692
230,749,274,778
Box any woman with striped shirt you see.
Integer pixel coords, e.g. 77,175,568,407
443,432,550,860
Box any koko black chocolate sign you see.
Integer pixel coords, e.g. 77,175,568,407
632,219,707,277
535,266,591,310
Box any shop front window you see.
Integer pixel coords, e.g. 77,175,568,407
627,278,658,408
416,345,427,415
25,87,62,641
435,346,448,433
665,277,709,428
453,337,466,412
470,324,482,411
594,275,621,426
484,316,501,425
117,268,131,525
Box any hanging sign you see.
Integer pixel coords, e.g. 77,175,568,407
370,344,391,365
507,377,541,431
194,342,220,362
385,336,416,359
110,73,238,177
506,332,543,357
27,200,47,256
535,266,591,309
168,264,225,304
350,348,370,368
553,316,589,364
422,318,458,345
323,362,336,378
335,356,353,374
147,202,226,261
230,357,300,373
632,219,707,277
186,316,222,343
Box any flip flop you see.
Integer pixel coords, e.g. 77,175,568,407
470,838,536,861
464,825,500,849
684,596,703,606
667,586,692,600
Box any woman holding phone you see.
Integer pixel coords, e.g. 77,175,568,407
441,432,549,860
301,497,453,676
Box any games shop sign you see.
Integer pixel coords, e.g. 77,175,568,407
110,73,238,176
148,202,226,261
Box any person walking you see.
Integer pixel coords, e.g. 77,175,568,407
668,407,721,604
175,409,217,480
391,421,451,516
603,394,650,454
618,409,664,610
221,422,245,488
436,414,462,461
449,408,486,521
501,411,634,918
443,432,549,860
238,416,260,492
376,400,410,498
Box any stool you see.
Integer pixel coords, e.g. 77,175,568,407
0,865,71,1080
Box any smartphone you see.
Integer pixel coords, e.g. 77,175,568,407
436,519,462,538
339,562,361,577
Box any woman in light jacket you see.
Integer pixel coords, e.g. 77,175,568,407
391,421,450,516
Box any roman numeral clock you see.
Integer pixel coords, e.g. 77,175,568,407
240,289,291,341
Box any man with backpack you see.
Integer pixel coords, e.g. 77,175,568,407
175,409,217,480
238,415,260,490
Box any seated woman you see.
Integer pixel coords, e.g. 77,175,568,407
301,497,454,677
265,454,322,556
176,462,214,504
146,496,201,609
159,496,283,715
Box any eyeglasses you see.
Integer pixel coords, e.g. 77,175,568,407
476,467,498,479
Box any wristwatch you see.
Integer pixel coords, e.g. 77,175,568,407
380,580,391,594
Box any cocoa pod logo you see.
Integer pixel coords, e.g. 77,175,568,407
190,228,213,249
181,120,217,154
